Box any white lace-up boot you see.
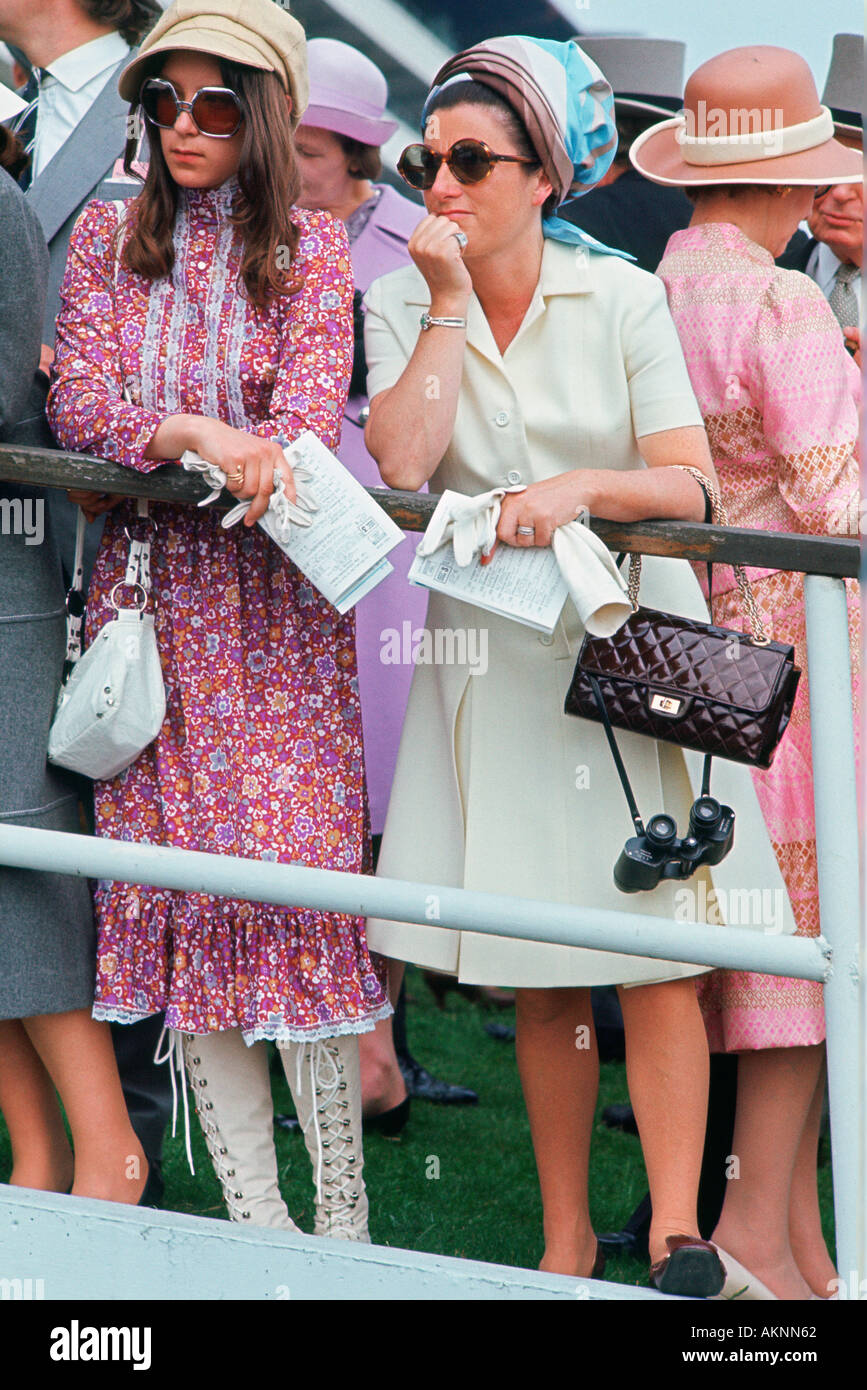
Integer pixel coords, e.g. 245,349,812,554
278,1034,370,1242
183,1030,301,1230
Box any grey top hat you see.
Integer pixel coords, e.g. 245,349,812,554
821,33,862,137
576,36,685,118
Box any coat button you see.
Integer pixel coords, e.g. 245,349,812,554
506,469,522,484
538,633,554,646
495,411,510,427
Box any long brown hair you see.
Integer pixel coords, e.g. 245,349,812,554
121,58,302,309
0,125,28,180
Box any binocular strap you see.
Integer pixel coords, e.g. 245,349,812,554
585,672,714,837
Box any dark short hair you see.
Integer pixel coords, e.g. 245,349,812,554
684,185,788,205
79,1,161,46
337,135,382,182
424,78,556,216
611,110,659,166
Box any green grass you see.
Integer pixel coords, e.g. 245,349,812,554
0,966,834,1290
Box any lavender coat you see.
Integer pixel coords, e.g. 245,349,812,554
343,185,428,833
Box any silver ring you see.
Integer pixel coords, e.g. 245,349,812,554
451,230,468,249
516,525,535,536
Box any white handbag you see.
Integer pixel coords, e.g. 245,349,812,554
48,502,166,780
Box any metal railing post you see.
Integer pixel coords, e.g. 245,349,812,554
804,573,862,1289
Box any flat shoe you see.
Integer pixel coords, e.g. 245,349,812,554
650,1235,725,1298
712,1247,779,1301
398,1055,478,1105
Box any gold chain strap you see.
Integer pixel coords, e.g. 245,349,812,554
626,466,769,644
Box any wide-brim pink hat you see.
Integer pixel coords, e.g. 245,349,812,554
300,37,397,147
631,45,862,186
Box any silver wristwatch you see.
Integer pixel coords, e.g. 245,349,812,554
419,312,468,331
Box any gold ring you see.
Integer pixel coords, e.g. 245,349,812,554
229,469,245,484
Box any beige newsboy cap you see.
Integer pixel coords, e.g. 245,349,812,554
118,0,308,124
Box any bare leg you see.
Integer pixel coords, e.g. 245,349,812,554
514,986,598,1277
357,958,407,1116
0,1020,74,1191
712,1045,824,1299
22,1011,146,1204
788,1051,837,1297
618,978,708,1266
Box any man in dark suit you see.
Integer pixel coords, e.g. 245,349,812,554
1,0,158,575
560,35,809,276
0,0,170,1200
785,34,862,362
558,37,693,273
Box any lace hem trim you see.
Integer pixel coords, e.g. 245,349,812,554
92,999,393,1043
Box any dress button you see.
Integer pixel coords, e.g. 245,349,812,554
506,469,522,485
538,633,554,646
495,410,510,427
197,260,207,270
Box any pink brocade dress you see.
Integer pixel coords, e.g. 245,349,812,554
657,222,861,1052
46,184,390,1043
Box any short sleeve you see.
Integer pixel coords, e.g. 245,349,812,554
363,274,413,402
753,271,860,535
622,271,703,437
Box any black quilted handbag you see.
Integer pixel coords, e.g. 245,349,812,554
564,468,801,771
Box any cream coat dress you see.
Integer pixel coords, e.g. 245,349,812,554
362,240,794,987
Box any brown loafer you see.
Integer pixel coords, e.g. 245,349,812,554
650,1235,725,1298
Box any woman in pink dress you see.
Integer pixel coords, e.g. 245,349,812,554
637,46,861,1298
47,0,389,1239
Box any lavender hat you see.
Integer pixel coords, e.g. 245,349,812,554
301,38,397,146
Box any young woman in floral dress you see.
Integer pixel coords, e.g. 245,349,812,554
47,0,389,1239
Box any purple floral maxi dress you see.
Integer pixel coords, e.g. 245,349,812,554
47,184,390,1043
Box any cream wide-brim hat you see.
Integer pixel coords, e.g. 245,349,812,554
118,0,308,125
631,44,862,186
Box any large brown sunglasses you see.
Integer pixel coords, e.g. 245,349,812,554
398,139,539,190
140,78,244,138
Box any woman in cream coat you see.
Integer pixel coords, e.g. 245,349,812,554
364,36,792,1295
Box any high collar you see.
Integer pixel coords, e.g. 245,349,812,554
180,177,240,225
665,221,775,268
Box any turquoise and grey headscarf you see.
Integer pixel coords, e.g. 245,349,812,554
422,34,633,259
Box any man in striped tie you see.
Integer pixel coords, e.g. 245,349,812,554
801,35,862,364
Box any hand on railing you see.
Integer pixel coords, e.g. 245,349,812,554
67,490,124,523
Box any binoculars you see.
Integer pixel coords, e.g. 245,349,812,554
613,795,735,894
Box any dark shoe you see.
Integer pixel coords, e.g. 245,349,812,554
597,1191,651,1259
602,1103,638,1136
274,1111,301,1134
364,1096,411,1136
484,1022,516,1042
590,1242,606,1279
138,1159,163,1209
650,1235,725,1298
597,1228,649,1259
397,1054,478,1105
